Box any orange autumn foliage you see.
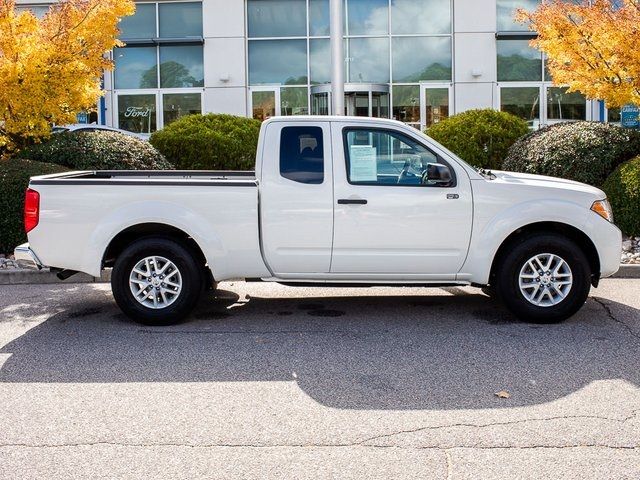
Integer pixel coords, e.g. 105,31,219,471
518,0,640,109
0,0,134,152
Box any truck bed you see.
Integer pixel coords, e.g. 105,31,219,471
26,169,269,280
30,170,257,187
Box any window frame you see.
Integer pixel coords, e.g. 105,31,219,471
341,126,457,188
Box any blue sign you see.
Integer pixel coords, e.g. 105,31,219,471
621,104,639,129
76,112,89,124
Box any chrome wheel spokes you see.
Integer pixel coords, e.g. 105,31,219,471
129,256,182,310
518,253,573,307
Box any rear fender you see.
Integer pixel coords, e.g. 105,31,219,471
83,201,225,277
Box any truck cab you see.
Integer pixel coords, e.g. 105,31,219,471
257,117,473,281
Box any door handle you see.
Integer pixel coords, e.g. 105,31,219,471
338,199,368,205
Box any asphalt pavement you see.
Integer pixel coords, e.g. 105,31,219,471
0,280,638,479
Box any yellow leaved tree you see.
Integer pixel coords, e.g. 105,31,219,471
0,0,134,152
518,0,640,109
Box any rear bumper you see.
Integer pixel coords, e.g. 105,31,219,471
14,243,46,270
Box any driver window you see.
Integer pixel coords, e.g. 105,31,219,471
343,128,454,187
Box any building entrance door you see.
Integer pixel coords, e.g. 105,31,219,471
420,84,452,130
310,83,390,118
250,87,279,121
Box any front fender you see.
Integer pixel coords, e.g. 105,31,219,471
459,199,606,284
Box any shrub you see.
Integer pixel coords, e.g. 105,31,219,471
0,158,69,253
17,131,172,170
150,114,261,170
603,156,640,236
503,122,640,187
427,109,529,170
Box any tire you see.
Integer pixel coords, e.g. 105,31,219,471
495,233,591,324
111,237,204,325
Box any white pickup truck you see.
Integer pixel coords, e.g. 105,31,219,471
16,116,621,325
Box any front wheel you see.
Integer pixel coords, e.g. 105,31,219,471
111,237,204,325
495,234,592,323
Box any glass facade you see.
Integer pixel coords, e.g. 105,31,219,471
88,0,613,132
546,87,586,121
500,87,541,126
119,3,156,39
281,87,310,115
162,93,202,126
114,47,158,89
118,94,157,134
14,5,50,18
424,87,449,128
248,39,308,85
496,0,538,31
159,46,204,88
114,2,203,133
497,40,542,82
392,36,452,82
392,85,420,126
496,1,591,126
247,0,453,122
158,2,203,37
252,91,277,121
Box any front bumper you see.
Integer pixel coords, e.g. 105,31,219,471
595,222,623,279
14,243,45,270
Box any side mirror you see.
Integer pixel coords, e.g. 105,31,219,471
425,163,452,185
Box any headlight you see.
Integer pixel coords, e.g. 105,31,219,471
591,199,614,223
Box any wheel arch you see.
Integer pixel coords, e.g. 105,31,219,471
488,221,600,287
102,223,211,281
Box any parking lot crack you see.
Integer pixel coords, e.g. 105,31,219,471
5,413,636,452
0,442,637,451
592,297,640,342
356,413,638,446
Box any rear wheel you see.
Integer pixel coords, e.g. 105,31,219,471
111,237,204,325
495,233,591,323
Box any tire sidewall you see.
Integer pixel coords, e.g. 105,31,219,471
496,234,591,323
112,237,203,325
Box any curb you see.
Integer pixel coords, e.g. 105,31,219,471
0,269,111,285
611,264,640,279
1,265,639,285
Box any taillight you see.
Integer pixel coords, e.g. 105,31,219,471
24,188,40,233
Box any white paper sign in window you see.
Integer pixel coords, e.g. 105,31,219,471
349,145,377,182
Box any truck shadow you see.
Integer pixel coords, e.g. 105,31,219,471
0,285,638,410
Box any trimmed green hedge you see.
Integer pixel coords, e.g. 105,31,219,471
603,156,640,236
0,158,69,253
150,114,261,170
503,122,640,187
427,109,529,170
17,131,172,170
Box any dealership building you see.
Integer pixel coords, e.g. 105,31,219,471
16,0,619,134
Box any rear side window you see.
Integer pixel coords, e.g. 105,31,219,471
280,126,324,184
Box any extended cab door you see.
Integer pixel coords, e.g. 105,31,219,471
259,120,334,275
330,123,473,278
